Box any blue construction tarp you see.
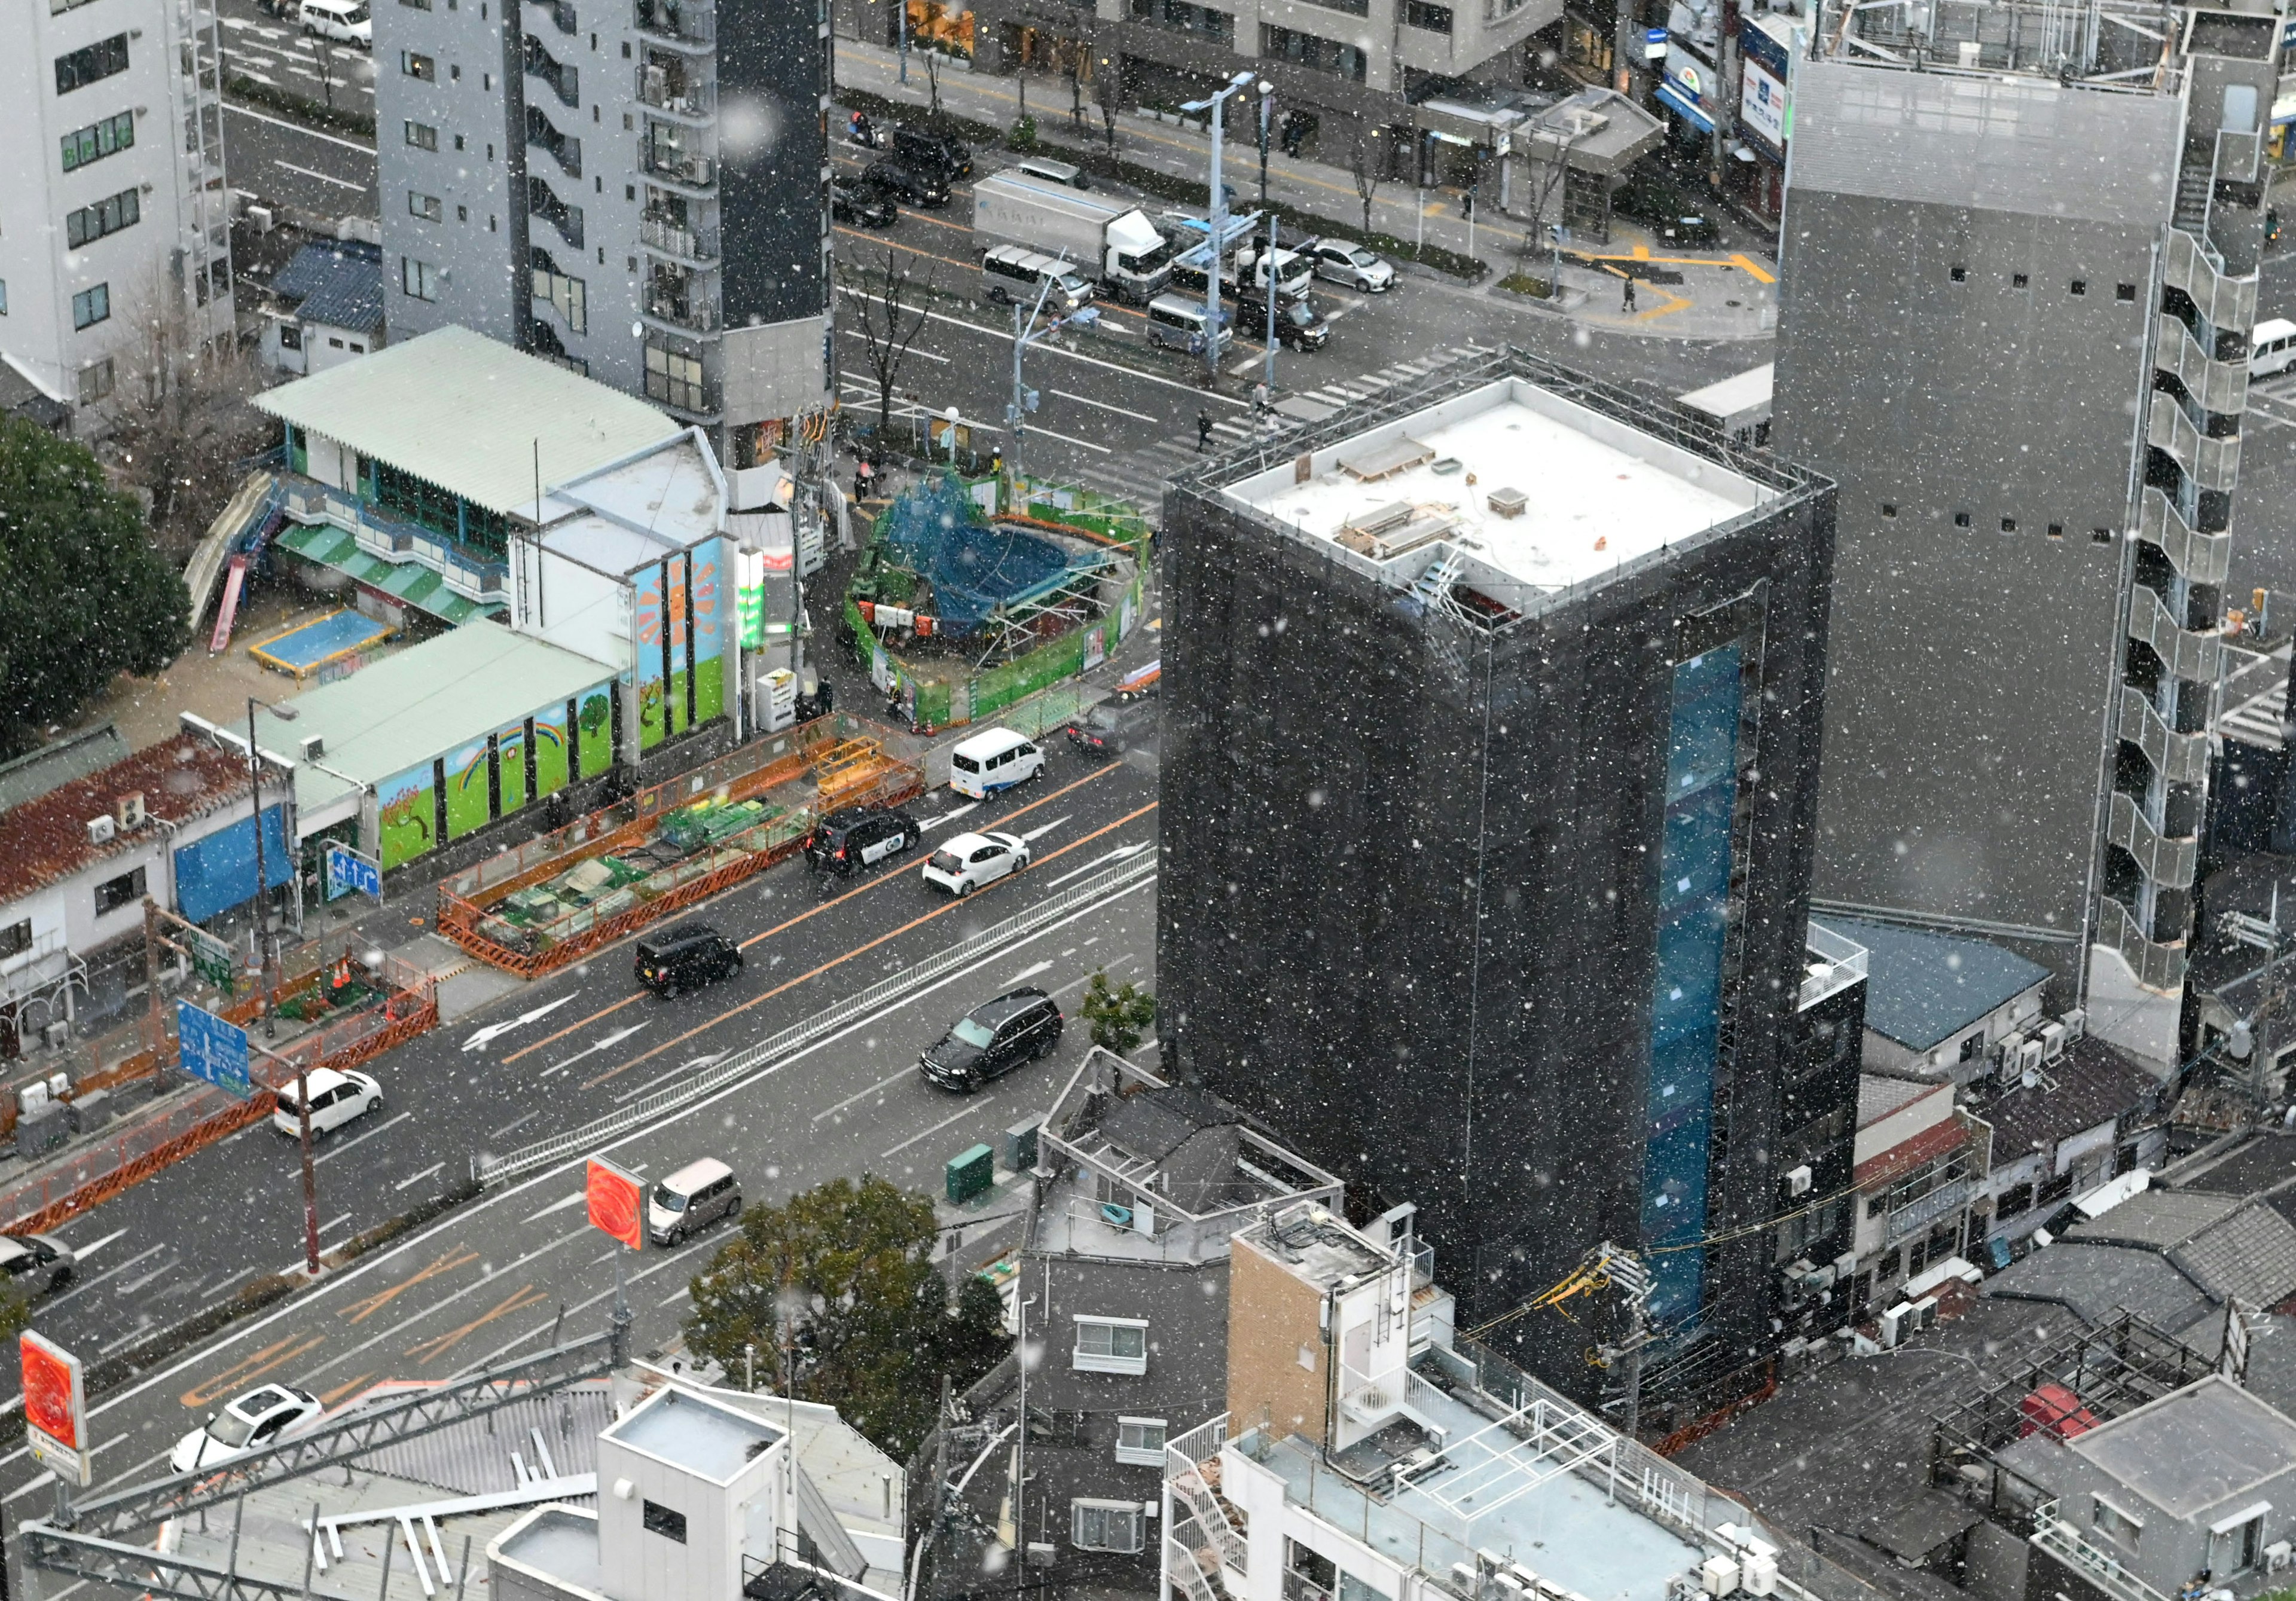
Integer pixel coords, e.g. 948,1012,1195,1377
173,805,294,925
880,473,1091,637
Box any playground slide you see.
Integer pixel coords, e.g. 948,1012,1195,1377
210,554,249,653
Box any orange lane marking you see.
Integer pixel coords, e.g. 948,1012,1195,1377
343,1248,481,1324
181,1333,329,1409
581,799,1161,1090
503,763,1125,1067
318,1372,377,1407
407,1284,552,1364
1730,252,1778,285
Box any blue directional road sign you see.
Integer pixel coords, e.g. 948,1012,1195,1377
324,842,382,902
176,1000,251,1098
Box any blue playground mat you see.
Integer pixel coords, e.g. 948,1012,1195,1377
251,608,394,677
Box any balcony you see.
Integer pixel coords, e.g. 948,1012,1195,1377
524,36,579,108
527,106,582,178
529,179,584,250
2031,1502,2174,1601
643,288,722,333
2108,791,2197,891
2165,226,2258,336
638,69,715,122
2095,893,2188,993
634,0,714,48
640,216,720,265
2127,582,2221,686
642,148,716,194
284,481,511,603
2147,390,2240,491
2138,486,2231,587
2155,311,2248,417
2119,686,2209,788
1800,920,1868,1011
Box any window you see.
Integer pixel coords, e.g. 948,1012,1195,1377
280,324,303,350
2070,279,2087,295
2115,282,2137,301
401,257,439,300
2092,1498,2142,1546
0,281,7,316
78,357,114,402
1952,511,1971,527
640,1501,686,1543
644,343,707,411
1073,1316,1148,1374
66,187,139,248
1115,1417,1167,1466
1259,23,1367,78
401,49,435,78
72,283,110,329
94,864,145,916
2092,527,2114,543
1949,264,1967,282
2048,524,2065,539
457,204,468,221
1880,503,1895,518
0,920,30,960
532,267,586,332
1070,1501,1143,1553
1404,0,1452,28
402,0,430,9
1996,1180,2034,1218
408,190,442,221
1959,1032,1986,1061
449,62,461,78
2011,273,2029,288
405,120,438,149
55,34,130,94
454,132,466,150
60,109,135,171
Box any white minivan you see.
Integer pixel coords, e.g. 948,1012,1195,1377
948,728,1045,798
301,0,373,45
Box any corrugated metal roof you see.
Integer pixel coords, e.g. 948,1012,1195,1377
295,264,386,335
254,326,678,517
0,722,130,813
356,1382,611,1495
1831,918,2050,1051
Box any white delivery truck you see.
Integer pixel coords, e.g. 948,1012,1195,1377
973,172,1174,303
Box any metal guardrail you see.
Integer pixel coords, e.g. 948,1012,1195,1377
474,849,1160,1183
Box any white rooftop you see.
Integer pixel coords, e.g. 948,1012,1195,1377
1221,377,1767,598
529,429,727,572
603,1385,780,1483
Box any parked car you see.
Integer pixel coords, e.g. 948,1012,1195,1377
0,1234,74,1297
921,830,1031,896
805,804,923,875
863,158,949,209
1229,291,1330,350
1611,173,1721,247
1065,699,1153,757
648,1157,742,1246
271,1068,383,1139
832,175,897,227
1305,239,1395,293
299,0,372,44
171,1385,325,1473
635,922,743,997
895,124,973,182
947,728,1045,798
919,988,1062,1089
1012,155,1089,190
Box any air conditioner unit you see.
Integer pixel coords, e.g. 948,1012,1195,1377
39,1023,69,1053
115,792,146,829
85,814,116,845
1784,1164,1813,1197
1741,1554,1778,1598
2040,1022,2069,1061
1995,1031,2027,1070
2019,1038,2045,1074
2264,1541,2291,1574
299,734,326,762
1910,1295,1939,1330
1700,1556,1741,1597
2061,1008,2087,1041
1878,1303,1912,1348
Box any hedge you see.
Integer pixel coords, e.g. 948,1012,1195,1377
227,75,377,140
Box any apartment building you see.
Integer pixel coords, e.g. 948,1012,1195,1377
373,0,832,465
0,0,234,428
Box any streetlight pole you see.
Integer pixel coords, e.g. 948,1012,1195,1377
1256,80,1273,207
1004,268,1063,499
898,0,909,84
1262,211,1279,401
1181,69,1255,386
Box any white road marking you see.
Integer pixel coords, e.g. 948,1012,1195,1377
837,326,950,362
921,802,978,831
223,100,378,155
523,1190,591,1223
1016,422,1112,454
392,1162,447,1192
1018,814,1069,841
1039,842,1150,890
271,159,366,191
1049,389,1161,424
539,1022,650,1079
1002,960,1054,988
310,1110,411,1163
880,1101,983,1159
66,1227,127,1263
462,994,581,1052
813,1061,921,1123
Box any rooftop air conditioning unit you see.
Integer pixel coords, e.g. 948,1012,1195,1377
1488,486,1528,519
115,792,145,829
2018,1038,2045,1075
1877,1303,1912,1348
1995,1032,2026,1069
2062,1008,2087,1041
1700,1556,1741,1598
2264,1541,2291,1575
1784,1164,1813,1198
85,814,115,845
1741,1554,1778,1598
2040,1022,2069,1061
299,734,326,762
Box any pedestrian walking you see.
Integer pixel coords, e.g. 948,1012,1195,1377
1251,381,1271,418
1622,275,1638,313
1196,410,1214,452
852,457,875,502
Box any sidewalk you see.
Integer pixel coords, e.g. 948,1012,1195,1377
831,37,1778,341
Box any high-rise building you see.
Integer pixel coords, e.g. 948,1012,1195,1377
1155,348,1857,1419
1773,0,2283,1069
0,0,234,427
374,0,832,465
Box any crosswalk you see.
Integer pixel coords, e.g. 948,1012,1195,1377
1082,343,1500,518
218,14,378,107
2246,373,2296,430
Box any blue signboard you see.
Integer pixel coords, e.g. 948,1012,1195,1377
172,805,294,926
176,1000,251,1098
324,843,383,902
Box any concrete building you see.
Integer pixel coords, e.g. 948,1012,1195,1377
1773,0,2285,1072
1835,919,2053,1083
1156,346,1851,1418
372,0,831,462
0,0,234,429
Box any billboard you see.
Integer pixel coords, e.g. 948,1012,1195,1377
22,1331,90,1486
586,1156,645,1250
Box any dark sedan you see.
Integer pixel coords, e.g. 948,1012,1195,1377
920,988,1062,1090
863,157,949,209
832,175,898,227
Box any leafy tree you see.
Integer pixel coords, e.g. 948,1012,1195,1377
0,1285,32,1347
1080,970,1155,1055
0,415,189,755
684,1176,1009,1459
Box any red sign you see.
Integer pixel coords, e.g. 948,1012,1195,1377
22,1331,89,1485
587,1156,645,1251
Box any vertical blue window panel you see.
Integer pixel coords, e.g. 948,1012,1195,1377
172,805,293,925
1641,646,1743,1325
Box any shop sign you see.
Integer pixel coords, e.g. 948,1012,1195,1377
1741,57,1788,150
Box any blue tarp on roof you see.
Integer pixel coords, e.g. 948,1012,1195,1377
1828,917,2051,1051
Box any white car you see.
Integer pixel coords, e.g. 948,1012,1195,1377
271,1067,383,1138
921,830,1031,896
300,0,373,44
1308,239,1396,293
170,1384,325,1473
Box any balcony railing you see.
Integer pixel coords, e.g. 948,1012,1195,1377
2165,226,2258,336
2155,311,2248,417
644,290,721,332
2108,791,2197,891
642,149,716,191
640,216,720,263
1883,1176,1972,1243
634,0,714,45
523,37,579,107
283,481,511,602
638,72,714,118
1800,920,1868,1010
2031,1502,2175,1601
2095,893,2188,993
2119,685,2209,788
2127,582,2221,686
1,933,85,1012
2138,486,2231,587
2147,390,2240,491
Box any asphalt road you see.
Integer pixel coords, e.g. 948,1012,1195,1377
224,100,378,217
215,0,378,117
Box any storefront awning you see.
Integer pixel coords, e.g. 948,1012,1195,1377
1656,80,1715,133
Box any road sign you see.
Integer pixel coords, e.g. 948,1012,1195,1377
188,925,236,994
1646,25,1670,57
586,1156,645,1251
22,1332,90,1487
176,1000,251,1098
324,842,382,902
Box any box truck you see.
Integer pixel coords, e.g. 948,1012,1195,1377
973,172,1173,303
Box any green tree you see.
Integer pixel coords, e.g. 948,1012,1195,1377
0,415,189,754
1079,970,1155,1055
683,1176,1008,1458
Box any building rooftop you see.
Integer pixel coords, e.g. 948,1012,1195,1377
1238,1202,1392,1293
494,1507,606,1600
0,733,254,906
603,1385,780,1483
1977,1039,2157,1162
2064,1190,2296,1310
1828,919,2050,1052
254,326,680,518
529,430,725,567
2059,1375,2296,1520
1983,1241,2219,1342
0,722,130,814
1216,372,1769,600
273,237,384,301
294,259,387,337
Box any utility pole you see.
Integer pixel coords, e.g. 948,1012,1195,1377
1262,212,1279,399
1592,1245,1654,1440
248,1033,323,1275
1181,70,1256,386
1004,270,1065,499
244,696,298,1040
1256,80,1274,207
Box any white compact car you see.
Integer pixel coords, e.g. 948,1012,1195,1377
300,0,373,44
171,1384,325,1473
271,1068,383,1138
1307,239,1396,292
921,831,1031,897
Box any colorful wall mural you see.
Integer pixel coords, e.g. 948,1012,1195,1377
634,541,727,751
377,763,437,871
443,735,493,841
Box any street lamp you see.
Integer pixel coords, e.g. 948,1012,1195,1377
245,695,321,1280
1256,79,1274,207
1004,268,1068,497
1181,69,1256,386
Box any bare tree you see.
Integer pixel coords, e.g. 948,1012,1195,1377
835,245,938,442
1350,126,1385,234
112,268,267,561
924,51,941,116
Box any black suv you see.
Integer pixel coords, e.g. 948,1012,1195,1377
1229,291,1330,351
920,988,1062,1090
863,157,949,209
635,923,743,998
832,175,897,227
804,804,924,875
894,124,973,182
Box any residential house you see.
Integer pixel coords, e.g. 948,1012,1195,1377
258,239,386,375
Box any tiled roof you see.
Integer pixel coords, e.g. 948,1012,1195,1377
1830,917,2051,1051
1978,1038,2157,1159
271,238,383,302
292,261,384,336
2066,1190,2296,1309
0,734,254,907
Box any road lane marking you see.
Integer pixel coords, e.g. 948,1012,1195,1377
490,1111,544,1139
68,1228,128,1262
271,159,367,191
523,1191,590,1223
500,763,1127,1066
407,1284,551,1364
343,1248,480,1325
1040,842,1149,889
1017,814,1069,841
812,1061,921,1123
392,1163,446,1192
1002,961,1053,987
312,1110,410,1163
880,1102,984,1159
1048,389,1161,424
181,1332,328,1408
921,802,978,830
463,994,579,1051
317,1372,376,1406
838,326,949,362
538,1023,649,1080
222,99,378,154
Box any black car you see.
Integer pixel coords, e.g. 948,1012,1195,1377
1229,291,1330,351
1065,701,1151,757
635,922,743,998
894,124,973,182
920,988,1062,1090
863,157,949,209
804,803,923,874
1611,172,1721,248
832,175,897,227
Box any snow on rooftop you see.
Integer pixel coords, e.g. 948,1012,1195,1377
1221,377,1767,597
603,1386,780,1482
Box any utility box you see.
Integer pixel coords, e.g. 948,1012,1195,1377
1004,1116,1043,1172
947,1142,994,1205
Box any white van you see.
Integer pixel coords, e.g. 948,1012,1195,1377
1012,155,1091,190
1146,293,1231,356
301,0,373,44
949,728,1045,798
2253,317,2296,379
981,244,1096,314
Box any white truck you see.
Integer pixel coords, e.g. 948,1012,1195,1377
973,172,1173,303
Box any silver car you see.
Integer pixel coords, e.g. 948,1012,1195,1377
1308,239,1396,293
0,1234,74,1296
